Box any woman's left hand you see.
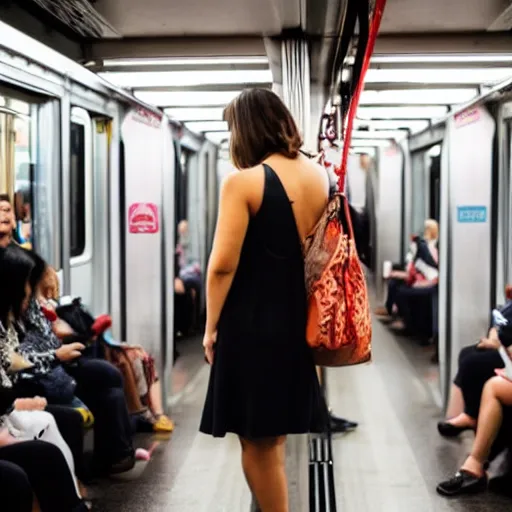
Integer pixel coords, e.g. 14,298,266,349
14,396,47,411
477,337,500,350
203,331,217,365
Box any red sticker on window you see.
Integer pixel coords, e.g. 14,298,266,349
128,203,159,234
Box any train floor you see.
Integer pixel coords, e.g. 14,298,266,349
91,320,511,512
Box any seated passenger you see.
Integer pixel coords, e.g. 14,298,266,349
437,375,512,497
0,247,88,509
12,252,94,427
375,219,439,325
0,193,15,249
176,220,204,330
0,440,88,511
438,292,512,437
51,298,174,433
3,245,137,476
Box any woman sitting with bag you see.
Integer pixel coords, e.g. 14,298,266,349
5,246,137,476
53,297,174,433
0,246,89,510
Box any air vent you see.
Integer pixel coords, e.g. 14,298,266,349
27,0,119,38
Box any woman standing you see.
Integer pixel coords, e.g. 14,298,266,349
200,89,328,512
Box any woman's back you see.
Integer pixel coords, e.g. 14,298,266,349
243,154,329,239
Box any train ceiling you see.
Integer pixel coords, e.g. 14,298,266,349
8,0,512,151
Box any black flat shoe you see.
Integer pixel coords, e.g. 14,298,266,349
329,414,358,433
437,421,473,438
437,470,487,497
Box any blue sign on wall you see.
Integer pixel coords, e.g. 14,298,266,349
457,206,487,223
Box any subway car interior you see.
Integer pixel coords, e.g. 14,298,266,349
0,0,512,510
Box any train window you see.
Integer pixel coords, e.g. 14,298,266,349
0,96,35,251
13,115,33,250
70,122,86,257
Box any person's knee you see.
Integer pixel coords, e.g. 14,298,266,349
487,376,512,403
458,345,476,366
0,461,32,511
0,460,31,491
82,360,123,388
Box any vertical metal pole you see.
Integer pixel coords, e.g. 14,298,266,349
60,80,71,294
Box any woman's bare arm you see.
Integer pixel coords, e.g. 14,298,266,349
204,172,250,343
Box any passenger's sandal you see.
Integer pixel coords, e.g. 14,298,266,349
153,415,174,433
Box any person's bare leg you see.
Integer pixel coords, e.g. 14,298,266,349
445,412,476,429
149,381,174,432
240,436,288,512
445,384,465,419
149,381,164,416
461,377,512,476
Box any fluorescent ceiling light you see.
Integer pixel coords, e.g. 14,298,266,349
165,107,225,121
103,57,268,67
354,119,430,132
205,131,230,144
357,105,448,119
360,88,477,105
185,121,228,132
371,55,512,64
100,70,272,88
135,90,239,107
365,68,512,85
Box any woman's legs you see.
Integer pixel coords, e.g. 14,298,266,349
461,377,512,477
445,384,465,419
66,358,134,473
148,381,174,432
447,347,503,426
0,440,86,512
45,405,85,479
0,460,33,512
240,436,288,512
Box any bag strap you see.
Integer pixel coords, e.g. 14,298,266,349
337,0,388,191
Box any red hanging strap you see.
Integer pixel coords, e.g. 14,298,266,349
337,0,388,190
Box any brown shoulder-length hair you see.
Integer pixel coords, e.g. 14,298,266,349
224,89,303,169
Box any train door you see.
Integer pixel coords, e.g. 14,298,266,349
69,107,110,314
495,105,512,305
429,150,441,223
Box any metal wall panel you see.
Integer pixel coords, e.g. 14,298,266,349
375,144,403,300
410,151,427,236
121,109,166,365
400,139,412,258
160,117,176,412
34,100,61,269
441,106,495,405
438,135,452,407
495,103,512,306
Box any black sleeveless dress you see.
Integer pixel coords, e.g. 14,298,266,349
200,165,327,439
